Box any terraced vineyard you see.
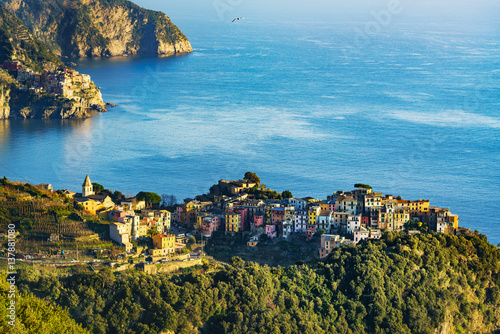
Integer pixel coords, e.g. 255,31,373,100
0,178,100,240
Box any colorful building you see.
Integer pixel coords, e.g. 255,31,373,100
150,233,176,256
265,224,277,239
201,215,222,237
225,212,242,233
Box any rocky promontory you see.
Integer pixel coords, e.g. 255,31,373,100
0,69,106,120
1,0,193,58
0,0,192,119
0,8,103,119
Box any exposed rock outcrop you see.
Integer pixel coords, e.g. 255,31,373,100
6,86,104,119
0,84,11,119
1,0,193,58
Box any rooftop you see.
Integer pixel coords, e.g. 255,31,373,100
82,175,92,187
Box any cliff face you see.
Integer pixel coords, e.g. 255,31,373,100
0,6,105,119
0,70,17,119
0,85,11,118
9,92,90,119
0,79,105,120
1,0,193,58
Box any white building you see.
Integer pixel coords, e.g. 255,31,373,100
283,219,293,239
344,214,362,235
294,209,308,233
287,198,308,210
353,226,370,244
121,215,140,240
110,222,133,252
317,210,334,233
335,195,358,215
364,194,383,214
82,175,94,197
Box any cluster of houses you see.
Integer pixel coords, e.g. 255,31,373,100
61,176,174,254
172,179,460,259
54,176,461,260
2,60,91,97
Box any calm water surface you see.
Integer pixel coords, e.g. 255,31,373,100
1,18,499,245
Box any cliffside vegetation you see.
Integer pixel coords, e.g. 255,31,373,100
0,276,89,333
1,0,193,57
12,233,500,334
0,6,63,72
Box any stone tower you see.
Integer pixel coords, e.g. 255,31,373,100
82,175,94,197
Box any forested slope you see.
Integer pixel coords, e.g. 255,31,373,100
12,233,500,334
0,276,89,333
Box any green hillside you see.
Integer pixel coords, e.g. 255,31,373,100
0,6,63,72
14,233,500,333
0,274,89,333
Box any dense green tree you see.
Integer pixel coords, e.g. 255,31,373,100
136,191,162,207
244,172,261,185
354,183,372,189
0,275,88,333
92,183,104,193
281,190,293,198
111,190,124,202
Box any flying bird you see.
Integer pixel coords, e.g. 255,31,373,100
232,17,246,23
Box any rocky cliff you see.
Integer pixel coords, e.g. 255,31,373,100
0,6,106,119
1,0,193,58
0,71,16,118
0,75,105,119
6,82,105,119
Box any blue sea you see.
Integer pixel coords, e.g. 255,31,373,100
1,12,499,245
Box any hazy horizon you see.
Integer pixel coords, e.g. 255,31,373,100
133,0,500,24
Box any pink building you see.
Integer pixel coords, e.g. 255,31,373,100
253,214,264,227
306,225,317,240
265,224,277,239
109,210,127,222
271,207,285,225
201,215,222,237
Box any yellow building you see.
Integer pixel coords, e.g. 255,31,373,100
380,204,394,230
225,212,241,233
264,203,280,224
409,200,430,217
319,201,329,211
448,215,459,229
196,212,211,230
181,200,212,226
150,233,176,256
247,241,258,248
153,233,175,249
393,209,410,230
308,206,321,226
76,198,103,215
97,207,114,220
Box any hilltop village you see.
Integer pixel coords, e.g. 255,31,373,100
2,60,91,97
24,174,466,264
0,60,108,118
